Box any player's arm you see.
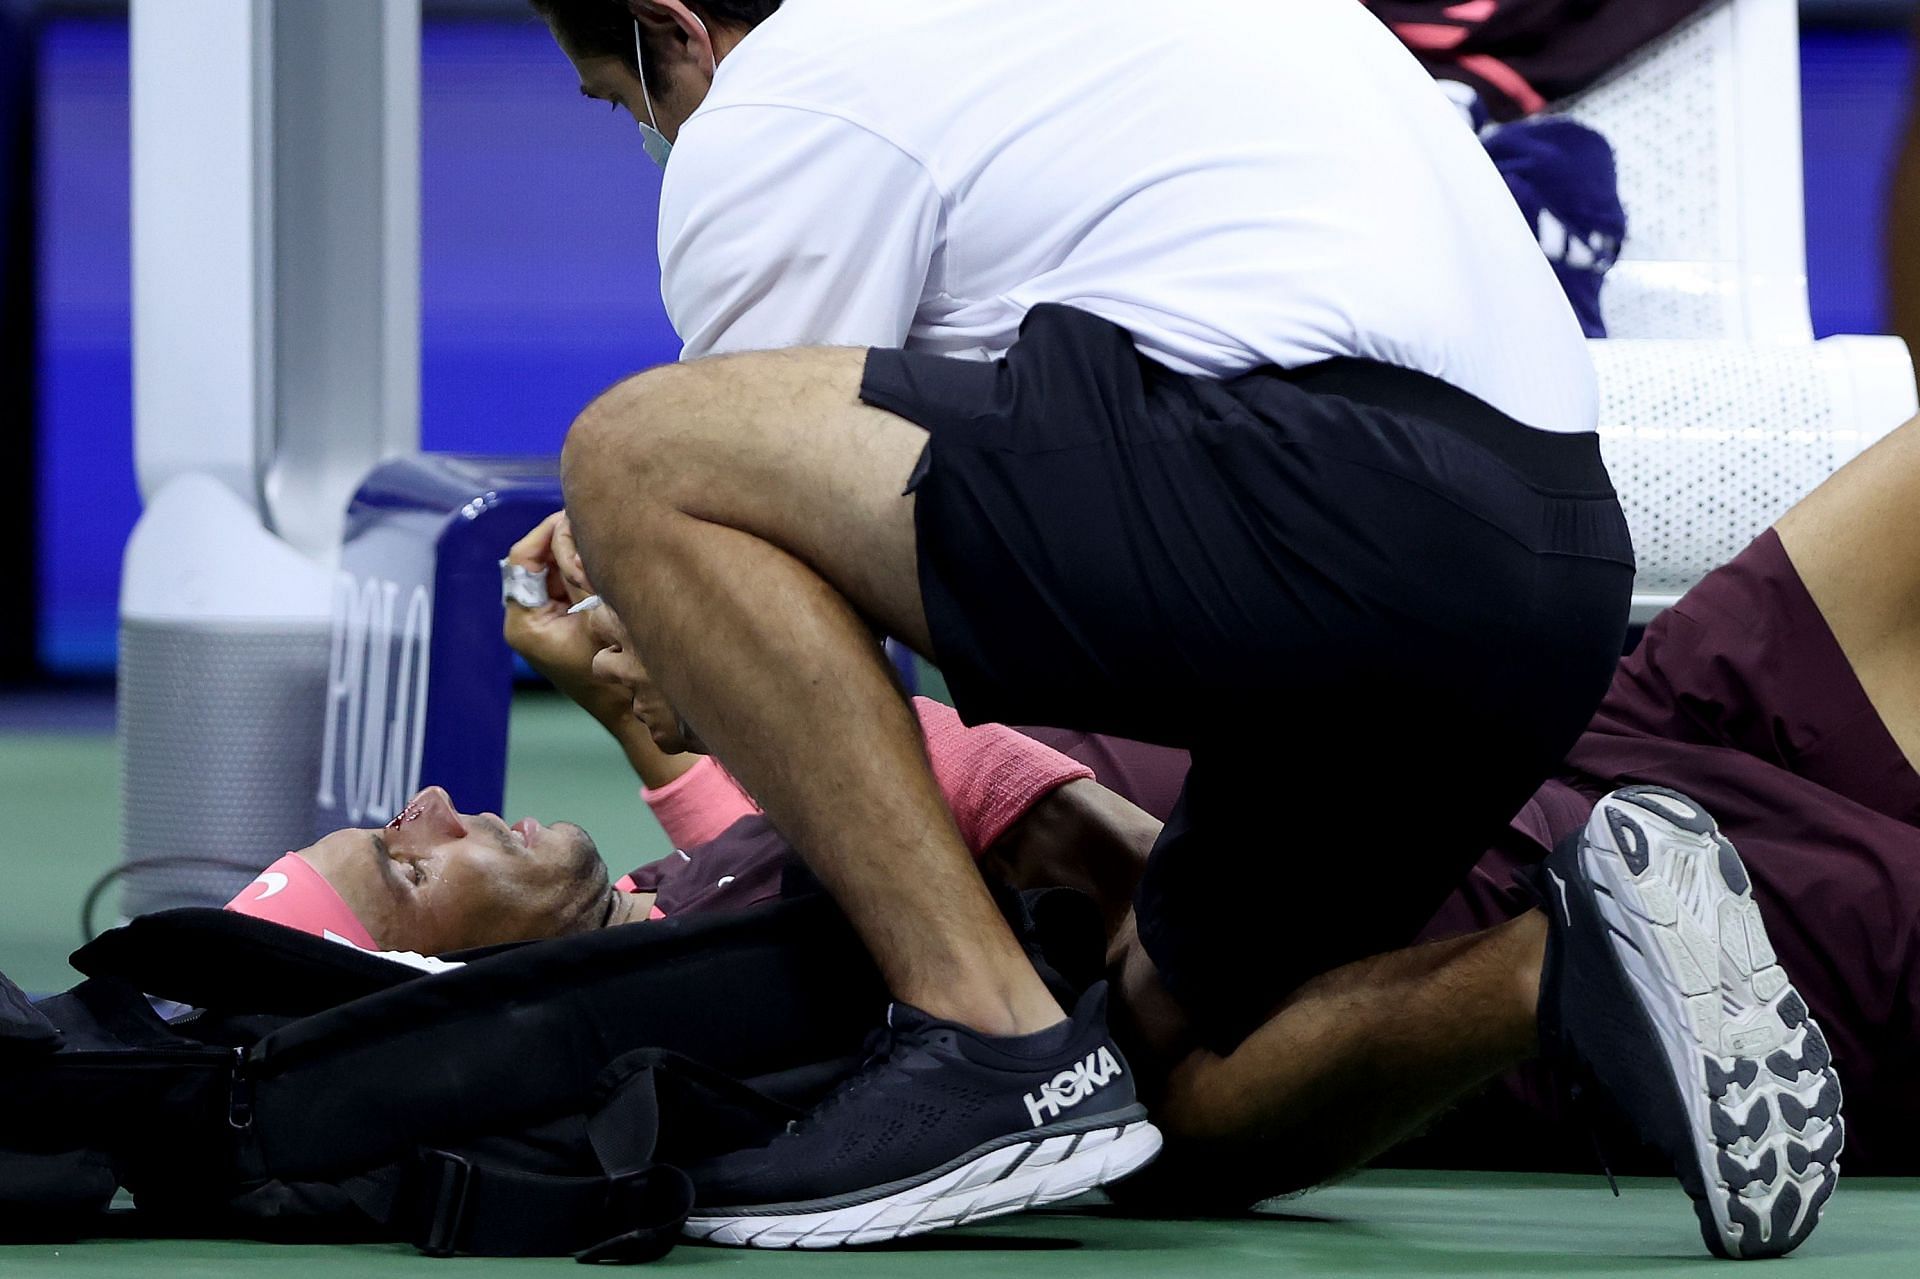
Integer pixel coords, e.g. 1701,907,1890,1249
978,771,1191,1072
979,778,1162,946
659,105,943,358
500,512,699,791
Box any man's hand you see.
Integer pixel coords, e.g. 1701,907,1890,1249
547,514,596,604
503,512,700,790
503,512,633,732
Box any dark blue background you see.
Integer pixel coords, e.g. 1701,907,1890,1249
30,19,1920,673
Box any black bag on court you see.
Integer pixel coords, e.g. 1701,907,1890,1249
0,887,1105,1261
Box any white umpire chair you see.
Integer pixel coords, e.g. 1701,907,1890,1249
1557,0,1918,619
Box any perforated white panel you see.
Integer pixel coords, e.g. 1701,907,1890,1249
1562,7,1733,265
1593,342,1890,602
1558,1,1912,617
1561,5,1747,341
1601,265,1738,340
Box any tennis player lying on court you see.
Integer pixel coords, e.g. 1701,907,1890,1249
227,511,1156,958
233,410,1920,1253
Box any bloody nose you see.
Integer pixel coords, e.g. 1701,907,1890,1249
393,785,465,840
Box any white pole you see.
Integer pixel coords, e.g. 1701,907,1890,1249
131,0,420,559
124,0,421,913
131,0,269,515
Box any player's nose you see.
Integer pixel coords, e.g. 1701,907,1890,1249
394,785,467,842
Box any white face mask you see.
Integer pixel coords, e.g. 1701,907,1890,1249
638,118,673,169
633,13,711,169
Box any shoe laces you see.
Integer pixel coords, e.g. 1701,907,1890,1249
1555,1069,1621,1199
783,1023,921,1137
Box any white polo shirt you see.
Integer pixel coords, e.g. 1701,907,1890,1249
657,0,1598,433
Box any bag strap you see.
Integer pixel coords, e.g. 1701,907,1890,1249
409,1149,693,1263
405,1047,789,1263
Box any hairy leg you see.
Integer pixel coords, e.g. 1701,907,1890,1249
1774,412,1920,765
562,347,1062,1036
1115,911,1547,1205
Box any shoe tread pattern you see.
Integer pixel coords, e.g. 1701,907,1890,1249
685,1120,1162,1249
1581,787,1844,1260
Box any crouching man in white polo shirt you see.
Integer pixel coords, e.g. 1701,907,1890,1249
529,0,1671,1253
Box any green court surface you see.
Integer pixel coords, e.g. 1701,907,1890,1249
3,693,1916,1273
1,1173,1916,1275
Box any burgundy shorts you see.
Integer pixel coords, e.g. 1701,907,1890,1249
1420,528,1920,1171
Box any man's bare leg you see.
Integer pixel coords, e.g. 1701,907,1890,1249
562,347,1062,1036
1112,911,1546,1205
1775,411,1920,765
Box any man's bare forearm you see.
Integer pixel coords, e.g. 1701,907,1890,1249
978,778,1159,942
605,710,701,791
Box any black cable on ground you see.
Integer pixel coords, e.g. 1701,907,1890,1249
79,856,267,943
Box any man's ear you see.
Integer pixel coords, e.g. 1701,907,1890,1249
628,0,717,75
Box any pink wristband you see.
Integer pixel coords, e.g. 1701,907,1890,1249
639,702,1094,860
642,758,758,849
913,699,1094,854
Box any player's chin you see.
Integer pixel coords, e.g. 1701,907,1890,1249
549,821,606,882
546,819,595,855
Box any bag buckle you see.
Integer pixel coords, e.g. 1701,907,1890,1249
418,1149,475,1258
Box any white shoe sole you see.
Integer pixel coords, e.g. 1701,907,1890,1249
1579,786,1842,1259
684,1118,1162,1249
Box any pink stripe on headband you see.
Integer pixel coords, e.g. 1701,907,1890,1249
1393,22,1470,50
225,852,379,950
1457,53,1546,116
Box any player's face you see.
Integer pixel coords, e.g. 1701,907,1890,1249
296,786,610,955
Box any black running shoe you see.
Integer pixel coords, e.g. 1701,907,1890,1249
1538,786,1844,1259
683,981,1161,1249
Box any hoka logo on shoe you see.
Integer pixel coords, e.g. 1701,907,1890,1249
1023,1047,1123,1126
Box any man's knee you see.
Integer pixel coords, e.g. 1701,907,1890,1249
561,363,706,516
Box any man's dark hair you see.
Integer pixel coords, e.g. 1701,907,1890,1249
530,0,783,75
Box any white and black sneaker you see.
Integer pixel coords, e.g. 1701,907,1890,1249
1538,786,1844,1259
683,981,1161,1249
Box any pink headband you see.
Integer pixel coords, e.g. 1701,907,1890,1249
225,852,379,950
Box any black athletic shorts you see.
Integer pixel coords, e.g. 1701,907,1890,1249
862,304,1636,1051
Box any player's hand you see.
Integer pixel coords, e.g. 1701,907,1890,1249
547,514,595,606
502,511,631,730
